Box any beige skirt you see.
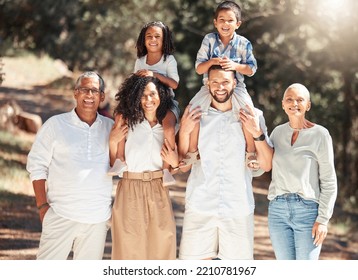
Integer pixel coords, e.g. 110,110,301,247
111,177,176,260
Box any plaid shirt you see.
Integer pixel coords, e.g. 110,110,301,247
195,32,257,85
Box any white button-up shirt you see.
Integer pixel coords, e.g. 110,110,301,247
26,109,114,223
185,108,262,218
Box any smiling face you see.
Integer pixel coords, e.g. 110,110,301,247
74,77,104,123
144,26,163,54
282,85,311,118
214,9,241,40
140,82,160,117
207,68,236,105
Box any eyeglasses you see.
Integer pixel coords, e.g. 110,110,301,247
76,87,102,96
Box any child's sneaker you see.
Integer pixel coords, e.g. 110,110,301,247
162,169,176,187
107,159,127,176
251,167,265,177
246,152,259,170
246,152,264,177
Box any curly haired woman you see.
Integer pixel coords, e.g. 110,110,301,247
109,74,179,260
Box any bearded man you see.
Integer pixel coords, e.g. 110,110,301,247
178,65,273,260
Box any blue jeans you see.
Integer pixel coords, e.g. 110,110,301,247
268,193,322,260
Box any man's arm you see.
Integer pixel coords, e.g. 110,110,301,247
32,179,50,223
26,120,54,222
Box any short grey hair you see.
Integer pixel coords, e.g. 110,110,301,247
74,71,105,93
284,83,310,100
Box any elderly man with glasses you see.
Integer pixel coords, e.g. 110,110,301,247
27,71,114,260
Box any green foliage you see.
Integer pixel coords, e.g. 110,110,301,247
0,0,175,75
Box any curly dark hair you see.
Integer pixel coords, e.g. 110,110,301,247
136,21,175,61
113,74,173,129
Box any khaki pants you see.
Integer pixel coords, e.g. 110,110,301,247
111,177,176,260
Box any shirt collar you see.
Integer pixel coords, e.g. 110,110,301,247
208,106,233,116
70,108,102,127
214,32,238,46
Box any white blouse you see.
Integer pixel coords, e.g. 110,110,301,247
125,120,164,172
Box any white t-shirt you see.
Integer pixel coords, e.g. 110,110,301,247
134,55,179,97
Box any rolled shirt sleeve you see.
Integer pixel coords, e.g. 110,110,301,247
26,120,55,181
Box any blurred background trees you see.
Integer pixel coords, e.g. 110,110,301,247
1,0,357,214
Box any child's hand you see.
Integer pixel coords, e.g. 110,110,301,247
161,139,179,168
210,57,222,66
135,69,154,77
219,56,237,71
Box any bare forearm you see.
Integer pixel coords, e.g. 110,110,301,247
178,131,190,160
254,140,273,172
109,139,118,166
153,73,178,89
235,64,254,76
33,179,50,222
196,59,219,75
32,179,47,206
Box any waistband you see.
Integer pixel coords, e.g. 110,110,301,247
274,193,301,200
122,170,163,181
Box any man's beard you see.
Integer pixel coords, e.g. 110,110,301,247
210,88,234,103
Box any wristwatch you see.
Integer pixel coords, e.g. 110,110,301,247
253,133,265,141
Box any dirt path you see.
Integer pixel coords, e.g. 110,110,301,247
1,172,356,260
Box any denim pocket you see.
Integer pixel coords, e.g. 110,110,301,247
299,197,318,209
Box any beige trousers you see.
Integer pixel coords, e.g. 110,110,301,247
37,207,109,260
111,177,176,260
